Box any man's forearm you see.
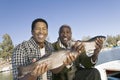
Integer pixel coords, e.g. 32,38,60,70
92,53,98,62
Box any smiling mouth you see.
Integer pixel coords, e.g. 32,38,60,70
63,38,68,41
38,34,44,39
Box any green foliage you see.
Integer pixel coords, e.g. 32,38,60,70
0,34,14,60
106,34,120,47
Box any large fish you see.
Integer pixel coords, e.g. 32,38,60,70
18,35,106,77
70,35,106,54
18,50,78,78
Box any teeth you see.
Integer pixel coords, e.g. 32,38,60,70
63,38,68,41
38,35,43,38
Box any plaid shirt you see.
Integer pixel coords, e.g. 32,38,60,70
12,37,54,80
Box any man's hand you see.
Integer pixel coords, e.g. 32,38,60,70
72,40,85,55
31,63,48,77
63,52,76,65
31,58,48,77
94,38,104,55
63,40,86,66
92,37,104,62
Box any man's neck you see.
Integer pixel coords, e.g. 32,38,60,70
62,43,68,48
38,42,45,49
59,40,72,49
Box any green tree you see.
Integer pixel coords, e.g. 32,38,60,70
0,34,14,60
116,34,120,41
106,35,120,47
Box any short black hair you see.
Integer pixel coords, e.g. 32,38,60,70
31,18,48,31
59,24,72,34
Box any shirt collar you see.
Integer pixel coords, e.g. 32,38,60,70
58,38,73,49
29,37,53,54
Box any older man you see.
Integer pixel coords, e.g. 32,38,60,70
52,25,103,80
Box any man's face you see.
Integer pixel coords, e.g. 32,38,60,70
59,27,72,45
32,22,48,43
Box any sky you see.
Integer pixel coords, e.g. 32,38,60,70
0,0,120,45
